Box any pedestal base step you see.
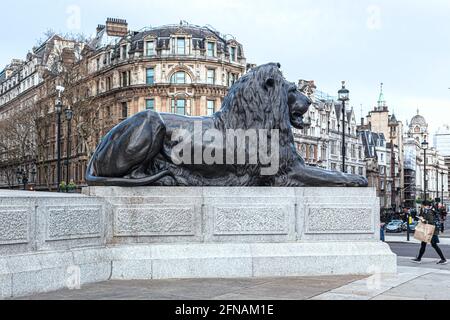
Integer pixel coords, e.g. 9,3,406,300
0,242,396,299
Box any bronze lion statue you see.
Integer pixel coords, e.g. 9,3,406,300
86,63,368,187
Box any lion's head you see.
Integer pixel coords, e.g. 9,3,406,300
216,63,311,131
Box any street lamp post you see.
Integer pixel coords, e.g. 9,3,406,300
441,171,445,204
338,81,350,173
65,108,73,192
55,98,63,192
422,140,429,201
435,166,439,202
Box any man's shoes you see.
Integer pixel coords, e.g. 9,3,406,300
411,258,422,264
437,260,448,265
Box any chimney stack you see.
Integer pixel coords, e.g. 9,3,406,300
96,24,106,34
106,18,128,37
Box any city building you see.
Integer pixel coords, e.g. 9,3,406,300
434,125,450,203
0,35,83,189
0,18,247,190
359,129,402,209
434,125,450,156
358,85,403,210
405,112,448,205
294,80,366,176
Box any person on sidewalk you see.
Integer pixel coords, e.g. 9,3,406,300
412,201,448,265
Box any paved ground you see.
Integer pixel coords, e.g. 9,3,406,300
13,242,450,301
14,254,450,300
15,275,365,300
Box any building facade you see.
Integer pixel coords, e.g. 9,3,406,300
294,80,366,176
358,85,403,210
0,19,247,190
404,112,448,206
434,125,450,204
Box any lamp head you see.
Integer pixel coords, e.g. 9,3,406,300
338,81,350,102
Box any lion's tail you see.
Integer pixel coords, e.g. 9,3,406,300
85,158,171,187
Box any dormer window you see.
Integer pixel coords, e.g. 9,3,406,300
146,41,155,56
230,47,236,62
121,45,128,60
207,42,215,57
177,38,186,55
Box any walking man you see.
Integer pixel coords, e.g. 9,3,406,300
412,201,447,265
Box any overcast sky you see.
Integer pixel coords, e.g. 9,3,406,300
1,0,449,135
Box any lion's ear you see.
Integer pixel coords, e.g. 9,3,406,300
265,78,275,89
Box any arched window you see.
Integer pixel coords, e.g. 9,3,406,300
170,71,191,84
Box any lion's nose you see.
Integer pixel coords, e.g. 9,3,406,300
303,95,312,107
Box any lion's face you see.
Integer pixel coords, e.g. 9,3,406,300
286,82,312,129
261,64,312,130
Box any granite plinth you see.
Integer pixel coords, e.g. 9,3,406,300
0,187,396,299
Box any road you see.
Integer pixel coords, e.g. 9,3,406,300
388,242,450,259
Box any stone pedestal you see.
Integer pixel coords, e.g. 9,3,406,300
83,187,396,280
0,187,396,299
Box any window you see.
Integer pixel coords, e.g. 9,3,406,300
106,77,112,91
207,100,215,115
106,106,111,117
330,140,336,155
96,58,100,71
121,71,130,87
146,41,155,56
228,73,237,87
146,68,154,85
171,71,187,84
146,99,155,111
331,163,337,171
359,167,364,176
207,69,215,85
177,38,186,55
207,42,215,57
121,102,128,119
230,47,236,61
121,45,127,59
171,99,186,115
310,145,315,161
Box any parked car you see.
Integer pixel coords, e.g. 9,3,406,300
386,220,403,233
402,221,418,232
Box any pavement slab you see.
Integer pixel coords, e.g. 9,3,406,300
14,275,365,300
13,259,450,300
